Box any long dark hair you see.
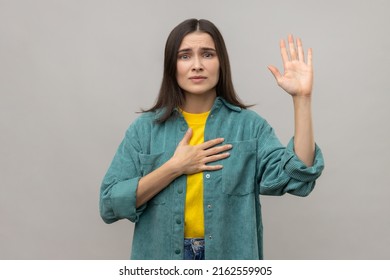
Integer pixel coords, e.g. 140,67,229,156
143,18,249,123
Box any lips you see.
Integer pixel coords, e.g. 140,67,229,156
189,76,207,83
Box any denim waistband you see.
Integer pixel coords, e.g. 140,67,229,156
184,238,205,246
184,238,205,260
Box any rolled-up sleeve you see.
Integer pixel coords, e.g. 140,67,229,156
257,121,324,197
100,123,147,224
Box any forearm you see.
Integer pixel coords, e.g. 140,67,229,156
293,95,315,167
135,159,182,208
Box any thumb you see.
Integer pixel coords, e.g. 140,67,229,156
179,128,192,146
267,65,282,82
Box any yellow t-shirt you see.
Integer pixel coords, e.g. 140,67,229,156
182,110,209,238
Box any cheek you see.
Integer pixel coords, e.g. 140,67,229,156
211,62,220,80
208,58,219,72
176,63,187,79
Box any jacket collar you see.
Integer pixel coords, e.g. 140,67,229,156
215,97,242,112
155,97,242,120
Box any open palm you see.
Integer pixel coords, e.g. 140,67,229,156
268,35,313,97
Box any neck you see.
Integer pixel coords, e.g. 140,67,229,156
182,91,216,113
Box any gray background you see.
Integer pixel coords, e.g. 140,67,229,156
1,0,389,259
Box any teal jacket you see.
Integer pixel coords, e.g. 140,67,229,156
100,97,324,259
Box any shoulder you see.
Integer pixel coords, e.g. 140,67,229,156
219,98,266,124
124,112,158,136
240,108,263,119
131,110,165,126
236,108,275,140
234,108,268,127
135,111,158,123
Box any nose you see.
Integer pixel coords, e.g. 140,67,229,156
192,55,203,71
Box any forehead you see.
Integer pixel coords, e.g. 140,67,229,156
179,32,216,50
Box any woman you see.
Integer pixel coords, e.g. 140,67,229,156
100,18,324,260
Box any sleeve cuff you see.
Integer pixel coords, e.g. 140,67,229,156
283,138,325,182
111,177,145,223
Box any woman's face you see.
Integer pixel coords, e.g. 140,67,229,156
176,31,220,99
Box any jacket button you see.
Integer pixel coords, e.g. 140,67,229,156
177,187,183,194
207,204,212,209
176,219,181,224
205,174,211,179
175,249,181,254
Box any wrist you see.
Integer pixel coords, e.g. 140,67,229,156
164,158,184,178
293,95,312,106
292,94,312,100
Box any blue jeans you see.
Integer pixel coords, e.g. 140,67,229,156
183,238,205,260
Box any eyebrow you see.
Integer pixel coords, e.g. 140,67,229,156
177,47,217,53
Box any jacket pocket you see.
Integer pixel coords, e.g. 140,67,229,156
139,151,168,204
139,152,166,176
222,139,257,196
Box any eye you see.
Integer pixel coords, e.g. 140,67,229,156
203,52,214,58
178,54,190,60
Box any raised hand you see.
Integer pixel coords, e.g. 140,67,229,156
268,35,313,97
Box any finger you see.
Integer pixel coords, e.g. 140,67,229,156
307,47,313,67
203,144,232,157
297,37,304,62
202,164,224,171
267,65,282,82
288,34,297,60
280,39,289,66
204,152,231,164
179,128,192,146
199,137,225,150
